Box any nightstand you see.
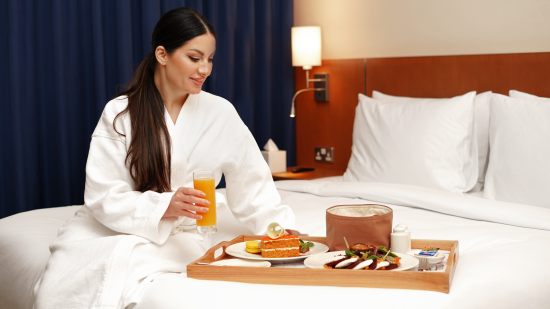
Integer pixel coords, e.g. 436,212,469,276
272,167,345,180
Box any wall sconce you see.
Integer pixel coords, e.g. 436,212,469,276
290,26,329,117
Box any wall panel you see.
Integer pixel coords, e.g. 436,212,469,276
294,59,365,170
294,53,550,172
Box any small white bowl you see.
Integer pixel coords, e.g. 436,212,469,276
406,249,445,264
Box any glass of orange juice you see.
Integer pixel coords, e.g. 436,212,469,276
193,171,217,234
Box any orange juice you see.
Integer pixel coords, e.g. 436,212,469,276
193,177,216,227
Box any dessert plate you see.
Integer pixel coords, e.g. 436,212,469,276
304,251,419,271
225,241,329,262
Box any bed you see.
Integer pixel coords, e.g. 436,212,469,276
2,179,550,309
2,52,550,308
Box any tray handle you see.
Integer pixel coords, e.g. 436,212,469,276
205,240,233,263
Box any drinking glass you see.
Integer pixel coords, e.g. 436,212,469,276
193,171,217,234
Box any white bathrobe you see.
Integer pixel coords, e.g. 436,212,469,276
34,91,298,309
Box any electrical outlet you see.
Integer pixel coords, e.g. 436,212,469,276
315,147,334,163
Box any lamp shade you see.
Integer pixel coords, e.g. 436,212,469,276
291,26,321,70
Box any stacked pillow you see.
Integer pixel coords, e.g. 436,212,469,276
509,90,550,102
344,89,549,208
483,91,550,209
369,91,494,192
343,91,478,193
469,92,492,192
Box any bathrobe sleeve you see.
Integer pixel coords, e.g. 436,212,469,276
223,122,299,235
83,100,176,245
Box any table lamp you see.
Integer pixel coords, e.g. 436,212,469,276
290,26,329,117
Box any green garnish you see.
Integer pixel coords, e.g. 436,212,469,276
345,248,357,258
379,245,398,258
299,239,314,253
360,250,371,260
381,247,392,260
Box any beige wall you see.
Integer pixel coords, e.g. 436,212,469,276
294,0,550,59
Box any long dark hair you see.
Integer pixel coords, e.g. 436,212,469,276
113,8,216,193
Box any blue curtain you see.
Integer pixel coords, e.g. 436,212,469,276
0,0,295,219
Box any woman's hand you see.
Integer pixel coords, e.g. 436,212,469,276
163,187,210,219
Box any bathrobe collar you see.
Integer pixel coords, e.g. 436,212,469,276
164,93,198,190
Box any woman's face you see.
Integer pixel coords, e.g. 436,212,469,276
159,33,216,95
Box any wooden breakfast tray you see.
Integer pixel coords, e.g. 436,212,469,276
187,235,459,293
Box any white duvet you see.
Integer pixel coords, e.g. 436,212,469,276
2,179,550,309
134,179,550,309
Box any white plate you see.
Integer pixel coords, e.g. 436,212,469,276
303,251,419,271
210,259,271,267
225,241,329,262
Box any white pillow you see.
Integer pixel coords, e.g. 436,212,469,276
483,94,550,208
509,90,550,102
373,91,491,192
470,91,492,192
344,91,478,193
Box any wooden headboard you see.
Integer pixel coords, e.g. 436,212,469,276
294,52,550,171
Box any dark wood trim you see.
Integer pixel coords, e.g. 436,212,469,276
272,167,344,180
294,52,550,173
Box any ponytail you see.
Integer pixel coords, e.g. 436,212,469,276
114,52,172,193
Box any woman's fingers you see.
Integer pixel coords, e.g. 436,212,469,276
163,187,211,219
165,202,203,220
172,201,208,217
175,193,209,207
177,186,206,198
178,201,210,219
164,206,204,220
175,187,210,206
162,187,210,220
181,202,209,214
179,209,202,220
184,195,210,206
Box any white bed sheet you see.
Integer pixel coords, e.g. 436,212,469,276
140,180,550,309
0,206,81,309
1,178,549,309
0,201,253,309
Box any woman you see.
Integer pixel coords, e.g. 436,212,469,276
34,8,299,309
